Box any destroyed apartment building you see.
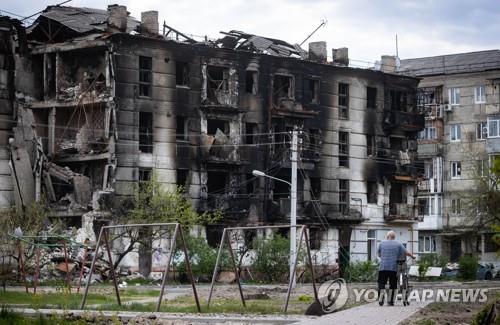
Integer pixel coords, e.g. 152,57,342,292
0,5,425,267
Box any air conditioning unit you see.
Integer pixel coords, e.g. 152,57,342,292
443,104,453,112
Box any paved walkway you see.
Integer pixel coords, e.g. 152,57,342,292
298,300,431,325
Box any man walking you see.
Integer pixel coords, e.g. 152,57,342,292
377,230,415,306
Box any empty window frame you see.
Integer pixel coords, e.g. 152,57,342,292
244,122,257,145
139,56,152,97
451,161,461,179
366,135,376,156
488,117,500,138
367,181,377,204
309,228,322,250
176,169,189,188
474,85,486,104
273,75,294,103
245,70,258,94
389,89,408,112
139,112,153,153
338,83,349,119
339,179,349,215
176,61,190,86
448,87,460,105
207,119,229,136
207,65,229,101
476,122,487,140
176,116,187,140
338,131,349,167
138,168,152,191
309,177,321,199
367,87,377,109
305,79,320,104
451,198,461,214
450,124,461,142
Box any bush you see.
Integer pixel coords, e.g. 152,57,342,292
418,253,448,278
252,234,290,283
471,298,498,325
344,261,378,282
458,255,478,280
175,235,218,280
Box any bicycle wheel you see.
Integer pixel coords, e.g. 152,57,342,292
402,274,410,306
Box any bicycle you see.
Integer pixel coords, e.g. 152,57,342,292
397,257,412,306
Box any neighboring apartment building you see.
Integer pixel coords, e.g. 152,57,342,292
400,50,500,264
2,5,424,270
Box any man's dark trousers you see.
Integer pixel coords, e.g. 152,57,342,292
378,270,397,304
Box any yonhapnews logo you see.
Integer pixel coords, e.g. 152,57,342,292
317,278,349,313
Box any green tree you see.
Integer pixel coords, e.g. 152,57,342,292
114,175,221,276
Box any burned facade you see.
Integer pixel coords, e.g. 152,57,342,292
1,5,424,266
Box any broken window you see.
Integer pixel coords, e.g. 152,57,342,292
305,79,320,104
388,89,408,112
309,228,322,250
207,65,229,102
366,135,376,156
206,226,223,248
418,198,428,215
176,116,187,140
367,181,377,204
177,169,188,188
139,56,152,97
207,171,228,193
176,61,189,86
245,122,257,144
44,53,56,99
367,87,377,109
338,83,349,119
139,112,153,153
310,177,321,199
390,137,403,151
339,179,349,215
138,168,152,191
207,119,229,136
245,70,258,94
339,131,349,168
273,75,293,105
244,230,257,249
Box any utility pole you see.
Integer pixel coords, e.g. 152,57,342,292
290,128,298,288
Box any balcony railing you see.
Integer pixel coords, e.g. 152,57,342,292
383,110,425,132
384,203,420,222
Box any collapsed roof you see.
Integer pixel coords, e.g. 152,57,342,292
27,5,140,42
215,30,306,58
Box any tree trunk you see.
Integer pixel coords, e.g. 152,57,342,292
138,228,152,277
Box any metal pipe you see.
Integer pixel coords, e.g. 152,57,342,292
103,229,121,305
178,226,201,312
284,225,304,312
304,227,319,301
156,224,179,312
226,231,246,307
80,227,104,309
207,228,227,308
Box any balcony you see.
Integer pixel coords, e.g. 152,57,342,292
486,137,500,154
383,110,425,132
272,98,318,118
204,194,250,214
418,143,441,157
384,203,421,222
418,214,443,231
201,134,248,165
420,104,444,120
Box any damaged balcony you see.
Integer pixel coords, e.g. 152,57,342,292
384,203,421,222
201,119,249,164
272,74,318,118
201,64,240,109
383,89,424,132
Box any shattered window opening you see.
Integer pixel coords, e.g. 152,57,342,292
139,56,152,97
338,83,349,119
366,135,376,156
176,115,187,140
207,65,229,103
138,168,152,191
177,169,189,188
367,87,377,109
176,61,190,86
244,122,257,144
310,177,321,199
305,79,320,105
245,70,258,95
367,181,377,204
339,131,349,168
207,119,229,136
139,112,153,153
339,179,349,215
309,228,322,250
273,75,294,106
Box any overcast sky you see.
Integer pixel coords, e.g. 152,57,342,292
3,0,499,63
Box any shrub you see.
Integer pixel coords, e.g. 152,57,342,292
471,298,498,325
252,234,290,283
458,255,478,280
175,235,218,280
344,260,378,282
417,253,448,278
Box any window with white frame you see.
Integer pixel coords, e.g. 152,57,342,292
424,160,434,179
449,87,460,105
476,122,487,140
451,161,461,179
450,124,461,142
419,235,436,253
474,85,486,104
419,127,437,140
488,117,500,138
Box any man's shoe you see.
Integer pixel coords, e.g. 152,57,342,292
387,302,394,306
378,300,384,306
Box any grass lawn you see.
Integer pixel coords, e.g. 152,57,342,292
0,290,313,314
